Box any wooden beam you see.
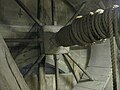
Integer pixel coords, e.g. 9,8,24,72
61,0,76,11
38,58,46,90
65,1,86,26
54,55,59,90
4,38,42,43
14,0,43,26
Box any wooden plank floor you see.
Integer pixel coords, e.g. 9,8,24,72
73,39,112,90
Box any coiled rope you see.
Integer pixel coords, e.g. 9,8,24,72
55,6,120,90
55,7,120,48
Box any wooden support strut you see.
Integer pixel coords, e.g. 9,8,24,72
14,0,43,26
61,0,76,11
65,1,86,26
65,53,93,81
62,54,79,83
23,54,45,79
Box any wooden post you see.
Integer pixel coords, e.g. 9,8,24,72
54,54,59,90
37,0,46,89
39,59,46,90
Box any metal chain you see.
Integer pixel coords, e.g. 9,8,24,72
108,9,117,90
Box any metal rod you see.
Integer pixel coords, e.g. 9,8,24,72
65,53,93,81
54,55,59,90
14,0,43,26
62,54,79,83
24,54,45,78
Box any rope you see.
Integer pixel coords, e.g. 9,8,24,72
109,9,117,90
